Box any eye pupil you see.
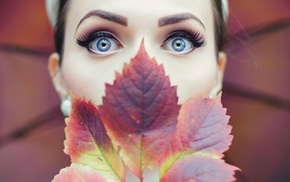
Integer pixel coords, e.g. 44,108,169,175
97,38,111,52
172,38,186,52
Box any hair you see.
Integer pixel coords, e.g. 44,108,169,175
212,0,227,52
54,0,227,59
55,0,68,58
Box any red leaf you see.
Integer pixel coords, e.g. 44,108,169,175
98,40,181,179
64,96,125,181
52,164,106,182
160,95,234,177
160,155,238,182
179,95,232,156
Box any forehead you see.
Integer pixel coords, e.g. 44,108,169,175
66,0,214,29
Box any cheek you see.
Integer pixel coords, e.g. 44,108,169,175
162,56,218,104
61,57,109,105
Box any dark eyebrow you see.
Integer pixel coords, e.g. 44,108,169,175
158,13,205,29
76,10,128,30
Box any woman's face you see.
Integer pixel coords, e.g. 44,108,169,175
50,0,226,105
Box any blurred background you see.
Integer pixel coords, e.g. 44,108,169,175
0,0,289,181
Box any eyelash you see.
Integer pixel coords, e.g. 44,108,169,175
162,30,206,49
76,29,205,54
76,30,121,50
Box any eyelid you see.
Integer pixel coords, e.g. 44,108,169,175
162,30,205,47
77,31,120,46
76,30,123,55
160,30,206,54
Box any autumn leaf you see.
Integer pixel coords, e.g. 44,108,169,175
180,96,233,158
98,40,181,179
159,95,238,180
160,155,238,182
64,97,125,181
52,164,106,182
53,41,238,182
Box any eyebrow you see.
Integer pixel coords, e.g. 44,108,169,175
158,13,205,29
76,10,128,30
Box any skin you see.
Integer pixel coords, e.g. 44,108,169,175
48,0,227,106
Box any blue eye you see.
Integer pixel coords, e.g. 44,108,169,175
169,38,189,52
77,31,122,55
162,31,205,54
89,37,119,54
